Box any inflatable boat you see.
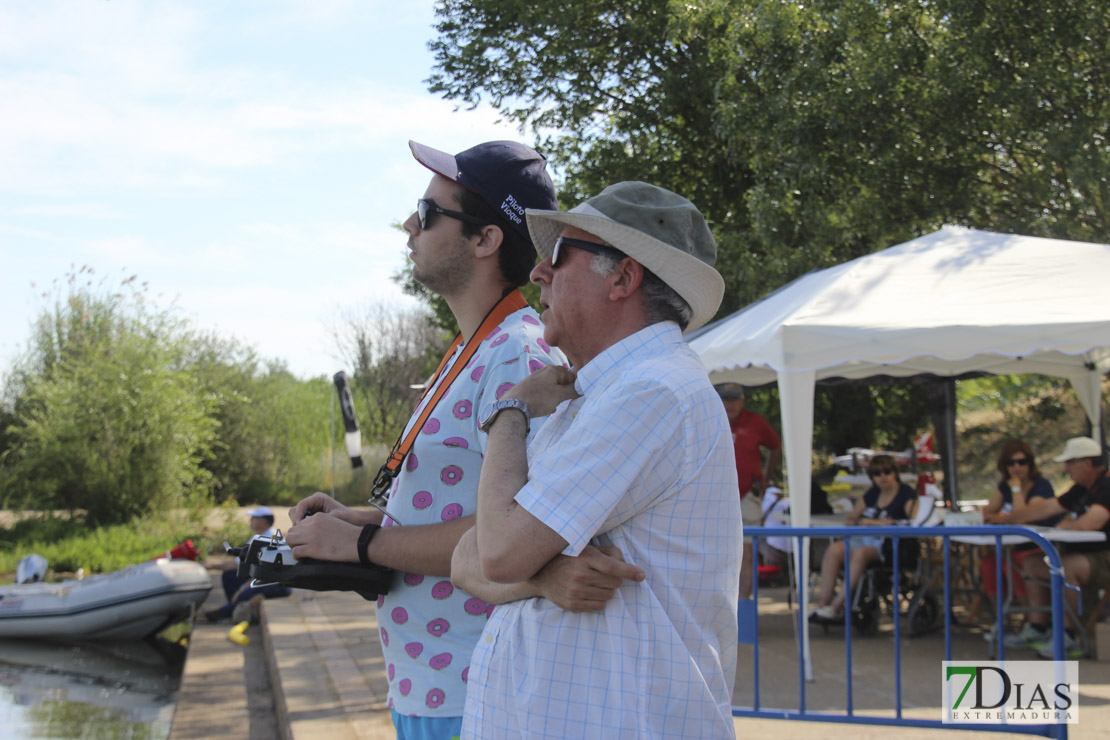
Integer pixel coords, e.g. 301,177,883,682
0,558,212,641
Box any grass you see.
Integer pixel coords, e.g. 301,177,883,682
0,501,252,583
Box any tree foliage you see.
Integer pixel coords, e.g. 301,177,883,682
428,0,1109,453
329,301,448,454
0,269,342,525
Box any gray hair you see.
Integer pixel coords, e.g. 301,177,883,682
589,254,694,331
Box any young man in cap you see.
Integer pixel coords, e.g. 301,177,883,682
285,141,640,739
715,380,781,598
997,436,1110,657
453,181,741,738
206,505,290,622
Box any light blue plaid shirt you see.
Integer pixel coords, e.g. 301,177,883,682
463,322,741,739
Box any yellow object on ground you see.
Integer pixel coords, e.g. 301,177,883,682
228,621,250,646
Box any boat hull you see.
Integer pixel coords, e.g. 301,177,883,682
0,559,212,641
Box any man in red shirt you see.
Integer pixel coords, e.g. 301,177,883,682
717,382,782,598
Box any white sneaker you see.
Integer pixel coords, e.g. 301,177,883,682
1036,631,1085,659
1003,622,1050,650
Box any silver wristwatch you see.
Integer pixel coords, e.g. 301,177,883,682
479,398,530,434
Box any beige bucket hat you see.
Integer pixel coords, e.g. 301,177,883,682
525,181,725,331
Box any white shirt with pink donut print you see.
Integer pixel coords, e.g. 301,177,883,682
377,306,567,718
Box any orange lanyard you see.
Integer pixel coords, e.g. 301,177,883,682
370,289,528,516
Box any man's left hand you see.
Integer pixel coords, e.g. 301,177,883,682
504,365,580,419
529,545,645,612
285,513,361,563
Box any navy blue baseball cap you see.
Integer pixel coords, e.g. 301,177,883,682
408,140,558,240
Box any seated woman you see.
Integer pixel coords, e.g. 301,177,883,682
810,454,918,622
979,439,1058,604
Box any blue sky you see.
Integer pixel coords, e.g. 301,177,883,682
0,1,526,381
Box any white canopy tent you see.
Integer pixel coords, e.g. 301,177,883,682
689,226,1110,676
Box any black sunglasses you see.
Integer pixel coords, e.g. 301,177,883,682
1007,457,1031,467
551,236,627,268
871,468,897,477
416,198,489,231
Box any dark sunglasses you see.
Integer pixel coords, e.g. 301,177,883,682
416,198,489,231
551,236,627,268
1007,457,1031,467
871,468,897,477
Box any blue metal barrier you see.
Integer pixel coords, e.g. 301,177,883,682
738,525,1074,740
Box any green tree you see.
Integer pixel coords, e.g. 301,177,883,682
329,302,447,454
0,270,216,525
427,0,1109,453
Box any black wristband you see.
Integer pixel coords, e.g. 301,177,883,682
357,523,380,567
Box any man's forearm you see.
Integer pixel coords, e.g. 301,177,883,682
366,515,477,577
451,526,541,604
475,410,568,582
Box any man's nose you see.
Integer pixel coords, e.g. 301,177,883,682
402,211,419,236
531,258,553,285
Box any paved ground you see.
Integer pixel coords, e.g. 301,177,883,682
169,508,1110,738
170,580,1110,739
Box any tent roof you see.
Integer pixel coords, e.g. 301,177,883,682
691,227,1110,384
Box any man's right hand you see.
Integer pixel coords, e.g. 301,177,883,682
530,545,646,613
289,492,349,524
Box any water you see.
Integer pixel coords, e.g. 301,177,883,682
0,636,186,740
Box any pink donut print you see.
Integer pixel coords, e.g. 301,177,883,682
376,595,385,608
405,452,419,472
429,652,452,670
440,465,463,486
441,503,463,521
430,581,454,600
412,490,433,510
426,688,445,709
422,418,440,434
522,315,539,325
427,618,450,637
461,666,469,683
453,400,472,419
404,572,426,587
380,627,389,646
490,333,508,347
495,382,514,399
502,356,520,366
405,642,424,659
528,359,546,374
398,678,412,696
391,607,408,624
484,325,503,340
388,664,395,680
463,597,489,615
470,365,486,382
443,437,468,449
537,338,551,352
485,604,495,619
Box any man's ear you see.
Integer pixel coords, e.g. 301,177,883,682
472,224,505,259
607,257,644,301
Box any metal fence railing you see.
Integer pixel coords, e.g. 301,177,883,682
738,525,1075,740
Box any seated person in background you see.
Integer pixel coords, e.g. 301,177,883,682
810,454,917,622
980,439,1058,604
1001,437,1110,658
205,505,291,623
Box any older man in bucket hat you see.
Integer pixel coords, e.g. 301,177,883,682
996,436,1110,658
452,181,741,738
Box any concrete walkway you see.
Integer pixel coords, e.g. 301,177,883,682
168,508,1110,738
170,579,1110,739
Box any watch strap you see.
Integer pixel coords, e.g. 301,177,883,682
357,523,380,567
480,398,530,434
